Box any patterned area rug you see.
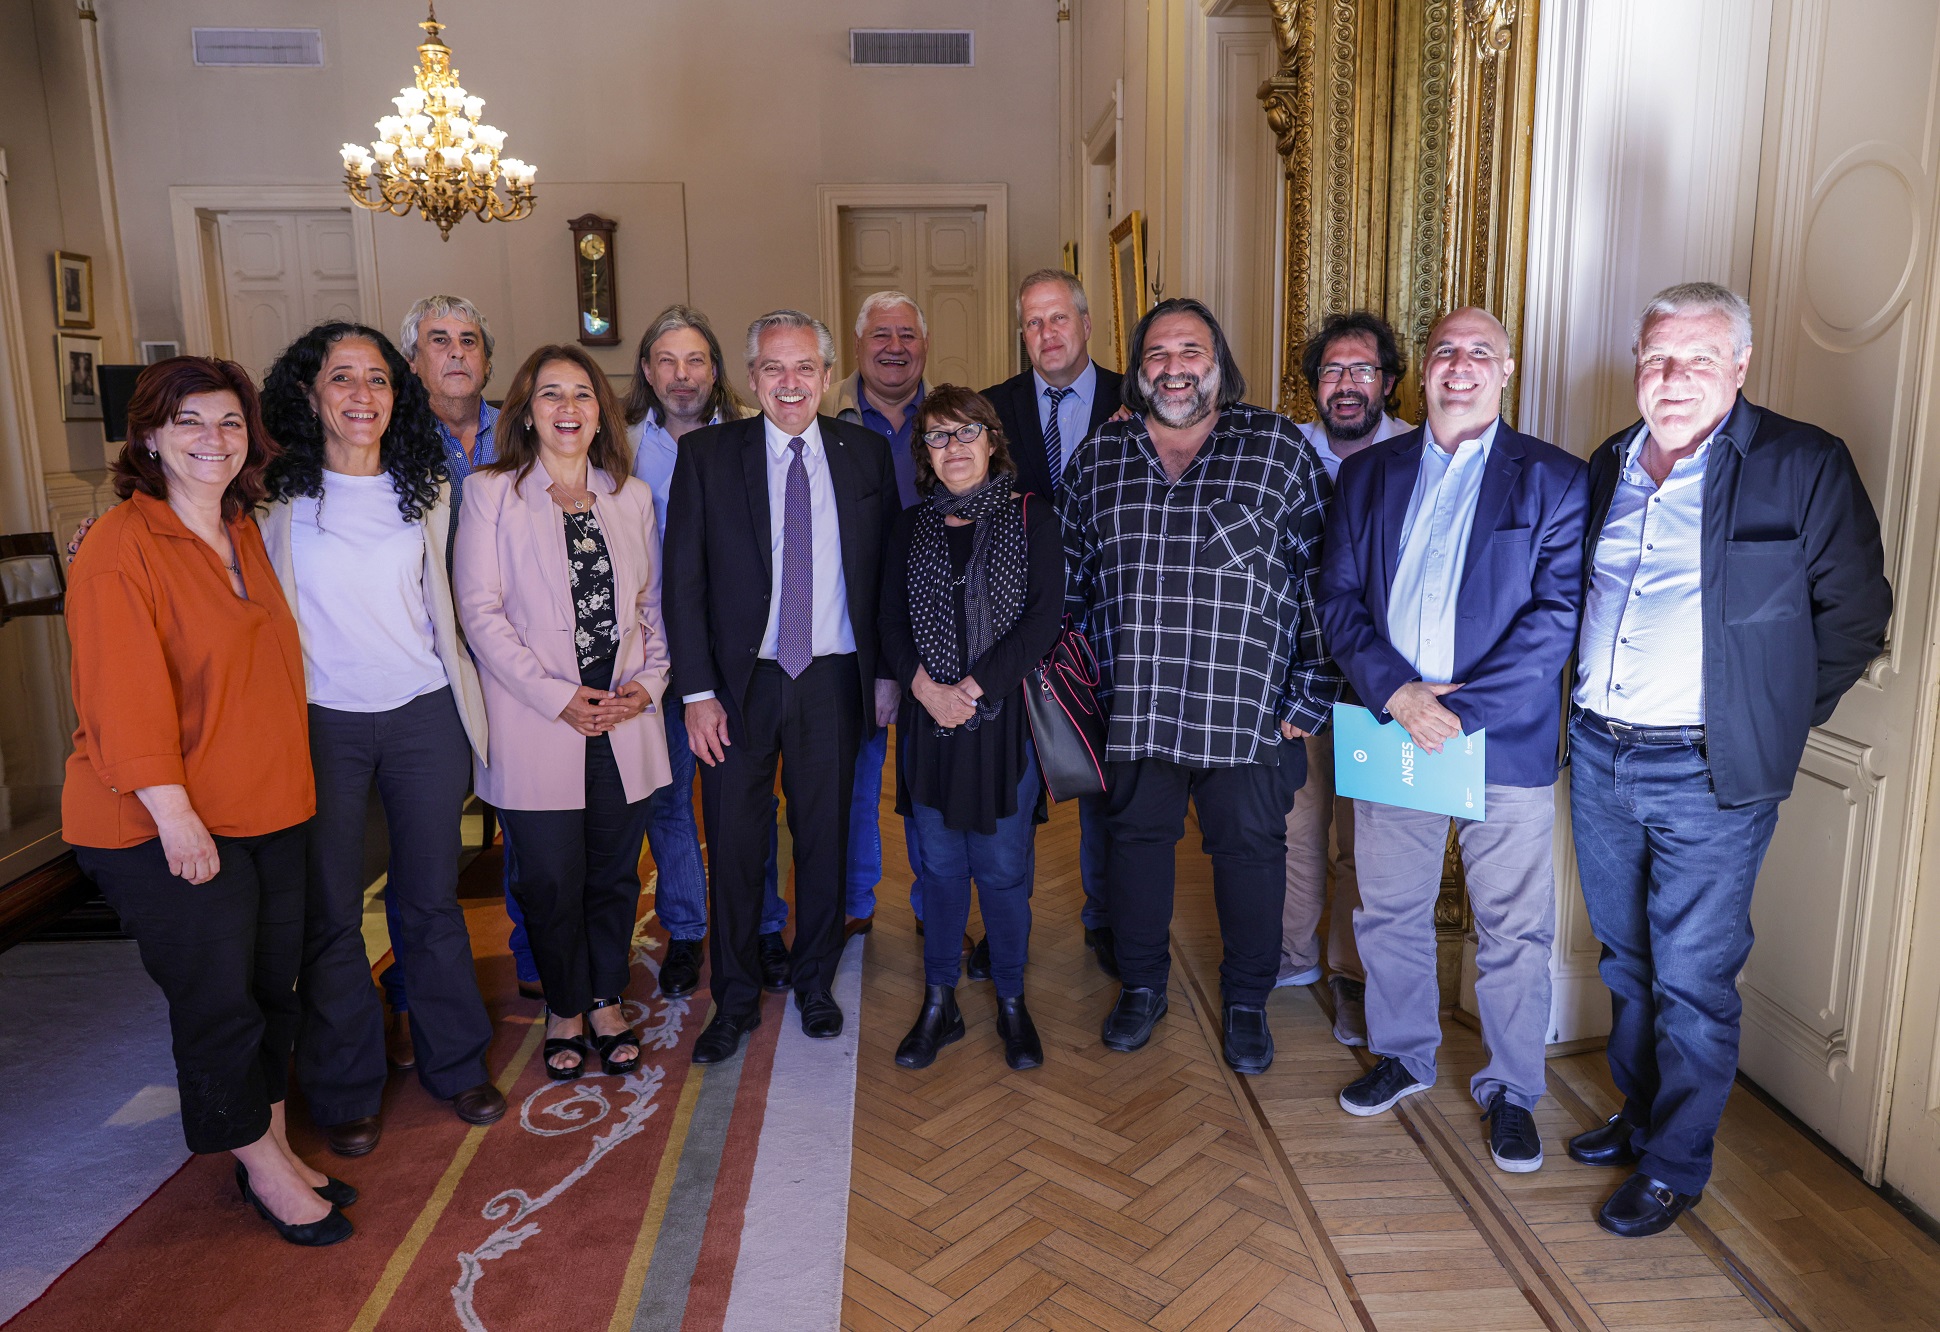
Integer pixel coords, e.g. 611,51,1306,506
5,850,859,1332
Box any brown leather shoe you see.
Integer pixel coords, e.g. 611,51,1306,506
385,1009,416,1070
324,1115,382,1158
844,914,874,939
450,1082,507,1126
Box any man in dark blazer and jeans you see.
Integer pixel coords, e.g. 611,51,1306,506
1566,282,1889,1237
982,268,1125,976
665,310,901,1063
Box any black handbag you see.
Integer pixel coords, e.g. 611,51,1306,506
1025,616,1108,801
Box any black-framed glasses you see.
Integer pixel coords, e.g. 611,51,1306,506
921,423,988,448
1318,363,1381,386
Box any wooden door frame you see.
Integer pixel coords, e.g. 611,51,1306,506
167,186,382,357
815,184,1011,383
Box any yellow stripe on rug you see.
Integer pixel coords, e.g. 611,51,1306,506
346,1015,545,1332
605,1034,711,1332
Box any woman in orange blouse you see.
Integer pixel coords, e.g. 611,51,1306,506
63,357,350,1247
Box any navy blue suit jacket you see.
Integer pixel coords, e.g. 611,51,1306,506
1317,422,1589,788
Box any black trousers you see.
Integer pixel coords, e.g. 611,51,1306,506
701,655,863,1015
1103,752,1304,1006
498,732,654,1019
296,687,488,1123
77,825,307,1154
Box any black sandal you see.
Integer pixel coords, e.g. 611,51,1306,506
586,997,642,1075
543,1014,589,1081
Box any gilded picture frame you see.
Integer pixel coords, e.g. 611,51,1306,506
55,251,93,330
1107,211,1146,369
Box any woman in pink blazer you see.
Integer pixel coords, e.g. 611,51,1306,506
455,344,671,1081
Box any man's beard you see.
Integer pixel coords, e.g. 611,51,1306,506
1319,391,1381,441
1140,364,1220,429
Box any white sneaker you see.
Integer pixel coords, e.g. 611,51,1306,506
1275,963,1323,988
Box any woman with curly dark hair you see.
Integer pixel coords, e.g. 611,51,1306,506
257,322,505,1158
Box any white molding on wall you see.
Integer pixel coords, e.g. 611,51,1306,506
77,4,135,361
0,149,49,534
168,185,382,357
814,183,1011,385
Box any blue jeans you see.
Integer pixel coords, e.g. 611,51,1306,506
652,704,790,940
383,825,539,1010
1077,793,1110,929
1569,716,1781,1195
767,723,912,921
912,749,1040,997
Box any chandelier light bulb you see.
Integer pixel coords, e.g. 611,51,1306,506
464,95,485,120
373,141,399,163
403,144,428,170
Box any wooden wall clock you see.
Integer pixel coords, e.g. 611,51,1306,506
567,213,619,346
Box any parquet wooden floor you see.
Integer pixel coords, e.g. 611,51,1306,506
845,788,1940,1331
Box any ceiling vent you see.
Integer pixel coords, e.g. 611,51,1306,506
192,28,325,68
850,29,973,67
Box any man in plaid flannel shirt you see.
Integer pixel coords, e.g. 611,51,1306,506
1062,297,1343,1075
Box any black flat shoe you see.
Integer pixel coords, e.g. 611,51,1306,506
236,1160,357,1209
965,937,991,981
1101,986,1167,1052
1221,1003,1273,1074
660,939,703,998
543,1015,589,1081
758,932,792,993
799,987,844,1039
693,1009,760,1064
237,1169,353,1247
587,997,642,1075
1568,1111,1643,1168
1485,1090,1544,1173
1597,1171,1702,1237
895,984,965,1068
1085,926,1120,980
995,995,1043,1070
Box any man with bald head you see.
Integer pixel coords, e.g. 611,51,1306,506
1317,306,1587,1173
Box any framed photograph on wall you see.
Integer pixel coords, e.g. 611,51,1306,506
1107,212,1146,369
57,333,103,421
54,252,93,329
140,341,181,365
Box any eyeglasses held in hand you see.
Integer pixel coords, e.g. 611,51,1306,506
921,423,988,448
1318,363,1382,386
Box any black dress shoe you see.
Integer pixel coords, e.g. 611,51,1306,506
660,938,703,998
451,1082,507,1126
895,984,964,1068
236,1161,357,1209
1084,926,1120,980
1485,1090,1544,1173
237,1170,354,1247
995,995,1043,1070
692,1009,761,1064
1221,1003,1274,1074
799,987,844,1039
1101,986,1168,1052
1597,1171,1702,1237
1568,1111,1643,1168
965,936,991,981
324,1115,382,1158
758,932,792,993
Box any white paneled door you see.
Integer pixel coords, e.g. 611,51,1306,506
837,207,988,388
214,210,363,382
1743,0,1940,1195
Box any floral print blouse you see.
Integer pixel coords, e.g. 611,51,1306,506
563,508,620,670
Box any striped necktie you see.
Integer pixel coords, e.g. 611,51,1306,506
1043,385,1075,499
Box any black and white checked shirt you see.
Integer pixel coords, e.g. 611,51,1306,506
1061,404,1343,767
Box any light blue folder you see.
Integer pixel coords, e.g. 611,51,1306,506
1331,703,1486,820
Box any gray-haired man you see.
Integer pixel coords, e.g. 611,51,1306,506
400,294,498,508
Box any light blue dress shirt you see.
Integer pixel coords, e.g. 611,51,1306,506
1298,414,1413,483
628,408,721,545
1034,359,1098,483
1386,419,1497,684
1574,424,1709,725
434,400,498,509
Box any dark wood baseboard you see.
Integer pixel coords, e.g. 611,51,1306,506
0,851,92,954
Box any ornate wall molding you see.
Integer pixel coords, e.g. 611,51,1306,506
1261,0,1318,416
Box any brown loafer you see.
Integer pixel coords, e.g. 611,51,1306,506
450,1082,507,1126
324,1115,382,1158
385,1010,416,1070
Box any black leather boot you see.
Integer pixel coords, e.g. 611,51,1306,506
995,995,1044,1070
895,984,965,1069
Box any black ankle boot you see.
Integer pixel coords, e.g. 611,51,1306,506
995,995,1043,1070
895,984,965,1069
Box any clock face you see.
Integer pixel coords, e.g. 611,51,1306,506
578,233,607,261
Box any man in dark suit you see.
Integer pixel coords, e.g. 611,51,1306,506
980,269,1125,976
664,310,901,1063
1317,306,1588,1173
1564,283,1889,1237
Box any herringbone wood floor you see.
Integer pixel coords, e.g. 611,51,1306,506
844,789,1940,1331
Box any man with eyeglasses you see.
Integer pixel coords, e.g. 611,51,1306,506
1281,313,1414,1047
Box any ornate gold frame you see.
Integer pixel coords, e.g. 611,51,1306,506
1108,211,1147,369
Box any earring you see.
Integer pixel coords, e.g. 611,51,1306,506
148,447,159,457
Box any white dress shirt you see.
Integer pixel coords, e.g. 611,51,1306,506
1574,424,1710,724
1298,413,1413,483
1035,359,1098,483
758,415,855,662
1387,419,1498,685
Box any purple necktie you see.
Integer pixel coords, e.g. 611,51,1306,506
776,437,813,678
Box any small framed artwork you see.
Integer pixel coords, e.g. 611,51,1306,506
1107,212,1146,369
54,252,93,329
140,341,181,365
57,333,103,422
1061,240,1080,284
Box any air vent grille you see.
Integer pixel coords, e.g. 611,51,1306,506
849,29,973,67
192,28,325,68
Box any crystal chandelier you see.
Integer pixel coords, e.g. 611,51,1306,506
339,3,536,241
